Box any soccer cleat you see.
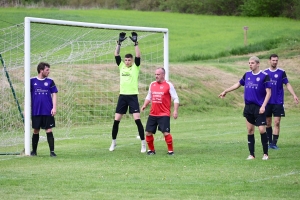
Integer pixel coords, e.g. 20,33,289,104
246,155,255,160
269,144,279,150
147,150,156,155
167,151,174,156
30,151,37,156
109,141,116,151
262,154,269,160
141,141,146,153
50,151,57,157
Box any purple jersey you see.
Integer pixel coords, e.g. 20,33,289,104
264,68,288,104
239,70,271,106
30,77,58,116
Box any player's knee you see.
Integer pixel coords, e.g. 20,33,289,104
146,132,153,138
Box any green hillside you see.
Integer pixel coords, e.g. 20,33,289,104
0,7,299,114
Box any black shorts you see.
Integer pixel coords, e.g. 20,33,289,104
32,116,55,129
145,116,170,134
243,104,266,126
265,104,285,117
115,95,140,114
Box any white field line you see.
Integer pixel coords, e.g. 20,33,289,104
247,170,300,183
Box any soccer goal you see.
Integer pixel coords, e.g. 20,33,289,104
0,17,169,156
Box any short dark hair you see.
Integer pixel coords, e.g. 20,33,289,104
125,54,133,59
37,62,50,73
269,54,278,59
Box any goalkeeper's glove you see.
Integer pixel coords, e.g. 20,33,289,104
129,32,138,46
118,32,127,45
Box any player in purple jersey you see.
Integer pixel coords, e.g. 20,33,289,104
219,56,271,160
30,62,58,157
264,54,299,149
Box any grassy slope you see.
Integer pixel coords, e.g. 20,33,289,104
1,7,299,113
0,8,299,199
1,8,300,61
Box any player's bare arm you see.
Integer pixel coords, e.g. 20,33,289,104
286,83,299,104
115,32,127,56
115,43,121,56
219,82,241,98
173,102,179,119
141,99,151,111
51,93,57,116
259,88,271,114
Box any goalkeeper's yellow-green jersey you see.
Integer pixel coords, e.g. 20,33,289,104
119,61,140,94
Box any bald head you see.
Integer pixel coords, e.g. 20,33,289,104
155,68,165,83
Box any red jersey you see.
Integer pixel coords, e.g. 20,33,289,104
146,80,179,117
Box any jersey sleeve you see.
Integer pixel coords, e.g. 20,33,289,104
145,82,152,100
282,71,289,84
115,56,121,66
264,74,271,89
239,73,246,86
50,79,58,93
135,57,140,67
168,82,179,103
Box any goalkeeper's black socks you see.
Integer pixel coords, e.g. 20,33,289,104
112,120,120,140
47,132,55,152
135,119,145,140
32,133,39,152
248,134,255,157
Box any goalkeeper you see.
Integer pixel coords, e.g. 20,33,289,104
109,32,146,153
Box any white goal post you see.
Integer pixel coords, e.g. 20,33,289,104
23,17,169,156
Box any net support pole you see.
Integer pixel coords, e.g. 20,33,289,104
163,31,169,81
24,17,31,156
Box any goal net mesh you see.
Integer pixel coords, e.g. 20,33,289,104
0,21,165,154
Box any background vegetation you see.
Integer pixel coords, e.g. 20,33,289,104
0,7,299,199
1,0,300,19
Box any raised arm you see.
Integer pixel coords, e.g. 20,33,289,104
129,32,140,58
135,44,140,58
115,32,127,56
115,43,121,56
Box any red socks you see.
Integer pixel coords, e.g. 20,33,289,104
146,135,155,151
146,134,173,152
164,134,173,152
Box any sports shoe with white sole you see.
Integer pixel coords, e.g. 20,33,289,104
141,140,146,153
167,151,174,155
50,151,57,157
147,150,156,155
109,141,116,151
246,155,255,160
262,154,269,160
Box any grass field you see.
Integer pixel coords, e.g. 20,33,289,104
0,7,300,199
1,111,299,199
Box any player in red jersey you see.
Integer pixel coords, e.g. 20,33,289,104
141,68,179,155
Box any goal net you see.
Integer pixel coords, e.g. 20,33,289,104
0,17,168,155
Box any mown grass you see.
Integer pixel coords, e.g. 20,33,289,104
0,111,299,199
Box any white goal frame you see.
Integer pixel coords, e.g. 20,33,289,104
24,17,169,156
